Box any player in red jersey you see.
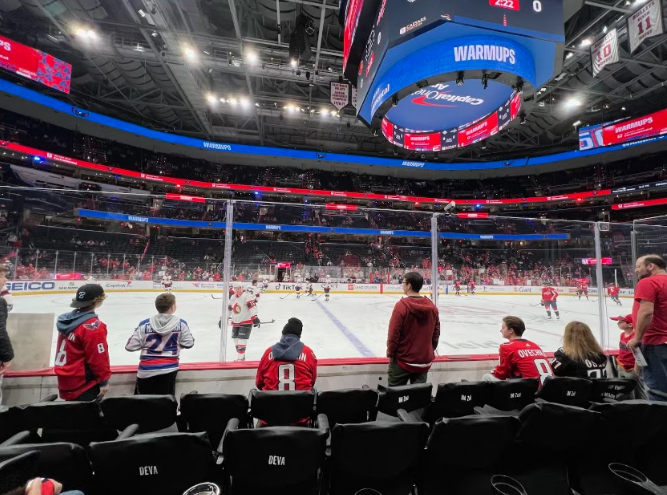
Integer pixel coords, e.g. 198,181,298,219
607,283,622,306
484,316,553,385
468,280,476,295
256,318,317,424
577,280,589,300
541,282,560,320
453,280,461,296
54,284,111,401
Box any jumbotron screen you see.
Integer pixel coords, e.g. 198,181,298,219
579,107,667,150
382,92,521,151
0,35,71,94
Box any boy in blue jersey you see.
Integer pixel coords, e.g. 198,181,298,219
126,293,194,395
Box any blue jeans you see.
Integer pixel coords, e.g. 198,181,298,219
62,491,85,495
642,344,667,401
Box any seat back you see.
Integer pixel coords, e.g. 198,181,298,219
0,406,22,444
179,393,249,447
419,416,520,495
486,379,538,411
0,450,39,495
378,383,433,416
249,390,315,426
316,388,379,425
101,395,178,433
18,400,114,445
589,378,636,402
90,432,216,495
536,376,592,407
329,421,429,495
0,442,93,493
223,426,327,495
424,381,490,423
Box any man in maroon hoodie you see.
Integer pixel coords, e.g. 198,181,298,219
386,272,440,386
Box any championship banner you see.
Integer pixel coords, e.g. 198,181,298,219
627,0,664,54
330,82,350,111
591,28,619,77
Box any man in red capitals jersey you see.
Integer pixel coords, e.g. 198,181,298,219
541,282,560,320
228,283,259,361
607,283,622,306
256,317,317,392
483,316,553,385
54,284,111,401
577,280,589,300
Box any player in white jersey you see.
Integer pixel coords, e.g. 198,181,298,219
261,279,269,293
306,282,313,297
247,279,261,304
295,280,302,299
323,282,331,302
162,274,173,293
227,284,259,361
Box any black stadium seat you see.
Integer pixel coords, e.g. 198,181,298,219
589,378,636,402
0,442,94,494
417,415,520,495
221,420,328,495
0,405,22,444
377,383,433,417
328,421,429,495
101,395,178,433
178,392,250,447
480,379,539,414
316,388,379,426
0,451,39,495
535,376,593,407
422,381,490,423
249,389,315,426
90,432,218,495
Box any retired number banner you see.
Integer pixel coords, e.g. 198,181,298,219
591,28,619,77
330,82,350,111
627,0,664,54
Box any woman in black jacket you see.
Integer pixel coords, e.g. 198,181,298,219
551,321,608,378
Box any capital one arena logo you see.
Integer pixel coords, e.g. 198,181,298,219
411,84,484,108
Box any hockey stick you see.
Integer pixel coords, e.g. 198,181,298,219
280,293,293,300
310,293,323,302
211,294,226,300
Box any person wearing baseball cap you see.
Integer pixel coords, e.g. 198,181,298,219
54,284,111,401
611,314,647,400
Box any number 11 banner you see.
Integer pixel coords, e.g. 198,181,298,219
591,28,619,77
627,0,664,54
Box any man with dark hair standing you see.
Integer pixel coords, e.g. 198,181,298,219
126,292,194,395
55,284,111,401
386,271,440,386
629,254,667,401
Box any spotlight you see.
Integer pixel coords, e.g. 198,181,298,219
456,72,464,86
206,93,217,105
290,58,298,68
482,74,488,90
246,50,258,64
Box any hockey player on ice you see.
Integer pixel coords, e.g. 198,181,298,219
541,281,560,320
468,280,476,295
261,279,269,293
323,282,331,302
248,279,261,305
225,283,260,361
607,283,622,306
306,282,313,297
162,274,173,293
453,280,461,296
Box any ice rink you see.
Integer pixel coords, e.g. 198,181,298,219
12,291,624,366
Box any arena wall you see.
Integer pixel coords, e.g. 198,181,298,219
6,280,636,297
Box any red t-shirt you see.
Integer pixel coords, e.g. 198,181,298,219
492,339,553,383
633,274,667,345
618,332,636,370
542,287,558,302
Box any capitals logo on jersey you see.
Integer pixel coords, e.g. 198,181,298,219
83,320,102,330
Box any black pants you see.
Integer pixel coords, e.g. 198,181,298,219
135,371,178,395
388,359,428,387
71,384,100,402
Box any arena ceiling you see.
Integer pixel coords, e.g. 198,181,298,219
1,0,667,164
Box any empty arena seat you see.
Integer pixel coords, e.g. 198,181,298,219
101,394,178,433
422,381,491,423
328,421,429,495
0,450,39,495
508,402,601,495
535,376,593,408
589,378,637,402
479,379,539,414
221,420,328,495
315,388,379,426
178,392,250,447
0,442,94,493
417,415,520,495
377,383,433,417
249,389,315,426
15,400,115,445
90,432,218,495
0,405,23,444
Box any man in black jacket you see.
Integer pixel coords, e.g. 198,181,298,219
0,266,13,404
